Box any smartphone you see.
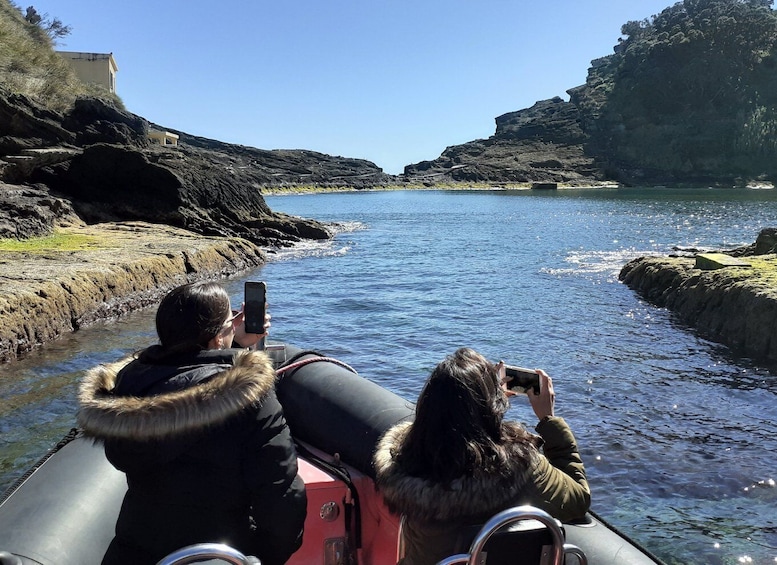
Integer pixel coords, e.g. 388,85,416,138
243,281,266,335
504,365,540,395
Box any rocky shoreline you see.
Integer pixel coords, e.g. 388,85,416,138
619,228,777,364
0,221,266,363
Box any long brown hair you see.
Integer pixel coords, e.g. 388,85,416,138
395,348,539,484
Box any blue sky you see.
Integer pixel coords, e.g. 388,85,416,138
29,1,674,174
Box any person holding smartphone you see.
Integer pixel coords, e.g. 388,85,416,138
77,281,305,565
373,347,590,565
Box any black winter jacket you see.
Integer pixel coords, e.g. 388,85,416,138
77,347,307,565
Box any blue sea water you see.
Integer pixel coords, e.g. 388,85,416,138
1,188,776,564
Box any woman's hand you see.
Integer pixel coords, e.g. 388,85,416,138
496,361,520,398
233,305,272,348
527,369,555,421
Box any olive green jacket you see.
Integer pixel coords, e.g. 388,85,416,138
373,416,590,565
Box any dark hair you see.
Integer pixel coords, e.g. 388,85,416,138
153,281,231,354
396,348,538,484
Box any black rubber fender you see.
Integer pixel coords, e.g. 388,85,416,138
272,344,415,477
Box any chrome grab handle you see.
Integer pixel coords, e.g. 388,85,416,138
155,543,260,565
564,543,589,565
436,505,586,565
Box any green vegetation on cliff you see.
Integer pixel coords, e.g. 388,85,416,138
572,0,777,185
0,0,121,110
408,0,777,187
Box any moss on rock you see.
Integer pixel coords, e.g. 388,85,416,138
0,221,266,362
619,254,777,363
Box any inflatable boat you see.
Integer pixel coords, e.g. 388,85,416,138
0,344,664,565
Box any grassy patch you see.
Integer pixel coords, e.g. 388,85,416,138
0,0,123,111
0,231,102,252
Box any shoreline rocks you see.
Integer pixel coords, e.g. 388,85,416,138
0,222,266,363
619,229,777,363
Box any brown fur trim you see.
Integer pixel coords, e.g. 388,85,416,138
77,350,275,440
373,421,540,522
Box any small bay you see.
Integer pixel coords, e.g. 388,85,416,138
1,188,776,564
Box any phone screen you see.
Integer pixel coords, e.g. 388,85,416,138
244,281,266,334
504,365,540,395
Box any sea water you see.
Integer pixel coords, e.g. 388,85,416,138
1,188,776,564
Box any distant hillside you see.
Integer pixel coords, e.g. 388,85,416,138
406,0,777,187
404,97,602,185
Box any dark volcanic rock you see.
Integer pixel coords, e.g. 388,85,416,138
0,182,81,239
63,97,149,147
0,86,391,247
404,98,602,184
34,143,332,247
0,88,75,154
495,97,586,145
155,126,395,188
730,227,777,257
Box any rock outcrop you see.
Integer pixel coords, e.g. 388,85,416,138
31,143,334,248
0,221,267,363
0,89,75,153
619,228,777,362
0,87,393,247
0,182,81,239
403,98,603,185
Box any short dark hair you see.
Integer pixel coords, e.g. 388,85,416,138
396,348,537,484
154,281,231,353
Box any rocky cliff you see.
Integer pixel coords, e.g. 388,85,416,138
403,97,602,185
405,0,777,188
0,88,396,246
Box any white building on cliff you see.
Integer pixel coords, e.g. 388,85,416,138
57,51,118,94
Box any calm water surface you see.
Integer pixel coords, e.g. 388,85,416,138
2,188,776,564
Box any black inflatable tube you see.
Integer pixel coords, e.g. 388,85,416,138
271,345,415,478
0,434,126,565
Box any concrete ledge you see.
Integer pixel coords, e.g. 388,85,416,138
148,129,179,146
695,253,751,270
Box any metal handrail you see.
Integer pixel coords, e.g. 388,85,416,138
155,543,260,565
435,505,587,565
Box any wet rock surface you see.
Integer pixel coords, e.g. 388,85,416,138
619,228,777,363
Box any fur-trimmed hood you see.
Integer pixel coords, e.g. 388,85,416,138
373,421,540,523
77,349,276,441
